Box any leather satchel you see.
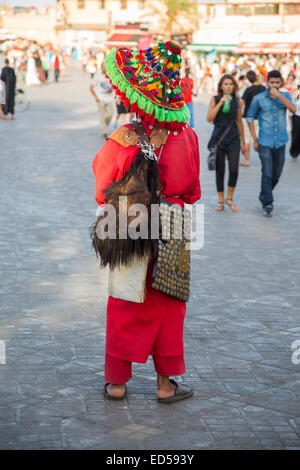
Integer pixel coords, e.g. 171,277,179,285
151,199,191,302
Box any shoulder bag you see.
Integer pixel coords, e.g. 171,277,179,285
207,121,234,171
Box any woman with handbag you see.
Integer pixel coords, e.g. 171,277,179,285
207,74,246,212
92,41,201,403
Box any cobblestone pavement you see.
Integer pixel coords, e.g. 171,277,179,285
1,64,300,450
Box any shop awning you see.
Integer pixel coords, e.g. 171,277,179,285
188,44,237,52
234,42,300,54
105,32,152,48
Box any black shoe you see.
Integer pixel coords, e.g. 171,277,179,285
103,133,108,140
258,195,264,209
263,205,273,217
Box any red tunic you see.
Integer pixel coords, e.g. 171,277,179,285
92,122,201,363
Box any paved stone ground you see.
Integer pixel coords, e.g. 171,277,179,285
1,63,300,450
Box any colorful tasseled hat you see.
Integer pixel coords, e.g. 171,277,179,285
105,41,190,131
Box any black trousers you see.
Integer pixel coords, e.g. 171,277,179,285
216,147,240,192
3,91,15,115
290,115,300,158
54,68,60,82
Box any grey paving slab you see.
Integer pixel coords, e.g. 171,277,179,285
0,64,300,449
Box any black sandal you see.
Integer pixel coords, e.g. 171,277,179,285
214,201,224,211
157,379,193,404
226,198,238,212
103,383,127,400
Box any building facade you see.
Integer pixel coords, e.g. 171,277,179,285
55,0,157,52
0,7,57,43
1,0,300,53
196,0,300,33
190,0,300,54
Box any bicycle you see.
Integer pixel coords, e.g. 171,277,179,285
15,88,30,113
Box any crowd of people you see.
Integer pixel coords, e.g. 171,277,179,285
0,39,69,118
180,52,300,134
0,40,67,86
183,53,300,95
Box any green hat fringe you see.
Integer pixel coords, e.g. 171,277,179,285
105,49,190,124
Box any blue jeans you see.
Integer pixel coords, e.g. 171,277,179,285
258,144,285,206
187,102,194,129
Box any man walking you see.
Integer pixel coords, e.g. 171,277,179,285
0,58,16,120
90,63,114,139
0,75,5,118
247,70,296,217
53,52,60,83
240,70,265,166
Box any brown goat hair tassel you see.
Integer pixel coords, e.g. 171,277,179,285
90,151,161,270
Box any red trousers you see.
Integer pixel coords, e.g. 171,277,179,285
105,259,187,383
105,353,185,383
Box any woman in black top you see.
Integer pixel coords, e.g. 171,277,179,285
290,87,300,159
207,74,246,212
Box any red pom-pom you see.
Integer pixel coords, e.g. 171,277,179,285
130,103,139,113
165,41,181,55
166,121,185,132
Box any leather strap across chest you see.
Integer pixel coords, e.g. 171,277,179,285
130,120,151,147
108,123,168,150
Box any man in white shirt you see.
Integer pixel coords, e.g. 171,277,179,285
90,63,114,139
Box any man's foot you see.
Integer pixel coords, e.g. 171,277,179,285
104,383,126,400
156,378,178,400
3,115,8,120
240,160,250,166
157,379,193,404
263,205,273,217
226,198,238,212
11,115,15,120
103,133,108,140
214,201,224,211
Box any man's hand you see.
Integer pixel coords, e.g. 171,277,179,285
253,139,259,152
269,87,280,99
241,142,247,155
271,88,296,113
90,84,100,102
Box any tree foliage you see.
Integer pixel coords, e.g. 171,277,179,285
146,0,199,37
